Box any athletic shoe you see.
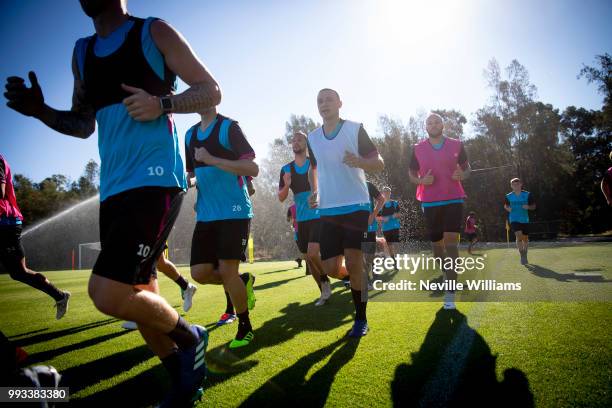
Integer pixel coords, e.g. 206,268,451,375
216,313,237,326
242,273,256,310
342,277,351,289
315,281,331,306
181,283,198,313
348,319,368,338
159,386,204,408
443,291,456,310
295,258,302,268
55,291,70,320
166,325,208,406
192,387,204,403
229,331,255,349
121,321,138,330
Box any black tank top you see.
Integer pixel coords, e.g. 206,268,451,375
187,115,239,170
83,17,177,113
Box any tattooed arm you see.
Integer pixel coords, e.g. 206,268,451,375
151,19,221,113
4,52,96,138
120,20,222,121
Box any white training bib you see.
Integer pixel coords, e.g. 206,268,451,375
308,120,369,209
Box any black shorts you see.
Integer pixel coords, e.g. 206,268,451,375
296,219,321,254
191,219,250,265
422,203,463,242
362,231,377,254
0,225,26,271
464,232,477,241
92,187,184,285
383,228,400,243
511,222,529,235
319,211,369,260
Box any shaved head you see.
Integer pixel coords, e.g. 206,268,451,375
317,88,342,121
318,88,340,100
425,113,444,125
425,113,444,138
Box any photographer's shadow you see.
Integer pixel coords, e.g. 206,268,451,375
391,308,533,407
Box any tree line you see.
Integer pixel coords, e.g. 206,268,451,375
13,159,99,226
252,55,612,257
11,55,611,261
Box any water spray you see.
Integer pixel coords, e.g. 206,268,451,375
22,194,99,238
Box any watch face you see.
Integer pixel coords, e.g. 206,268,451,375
162,97,173,111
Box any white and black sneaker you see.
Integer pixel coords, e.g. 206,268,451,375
181,283,198,313
315,281,331,306
55,291,70,320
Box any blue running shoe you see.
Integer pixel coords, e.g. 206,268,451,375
348,320,368,338
216,313,237,326
161,325,208,407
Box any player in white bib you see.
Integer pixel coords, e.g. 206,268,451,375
307,88,384,337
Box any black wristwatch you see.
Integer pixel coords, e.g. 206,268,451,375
160,96,173,114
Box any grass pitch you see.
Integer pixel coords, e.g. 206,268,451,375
0,244,610,407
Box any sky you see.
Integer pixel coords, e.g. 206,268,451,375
0,0,610,183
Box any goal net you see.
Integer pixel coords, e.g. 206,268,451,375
78,242,101,270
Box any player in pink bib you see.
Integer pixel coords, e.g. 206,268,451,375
464,211,479,255
408,113,471,309
0,154,71,319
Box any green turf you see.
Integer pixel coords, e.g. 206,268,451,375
0,244,610,407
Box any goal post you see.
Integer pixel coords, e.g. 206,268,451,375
78,242,101,270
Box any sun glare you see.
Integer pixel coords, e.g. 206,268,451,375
367,0,463,49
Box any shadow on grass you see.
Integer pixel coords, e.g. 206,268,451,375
14,318,119,347
70,362,168,408
60,344,153,394
27,330,131,365
8,328,49,339
526,264,611,282
255,275,305,291
259,268,295,275
206,291,354,385
391,308,533,407
573,268,603,273
239,337,360,407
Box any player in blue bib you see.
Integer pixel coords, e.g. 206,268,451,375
360,182,385,289
4,1,221,405
185,107,258,349
504,178,536,265
380,186,401,270
279,131,330,305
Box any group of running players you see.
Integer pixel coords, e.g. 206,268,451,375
0,0,589,405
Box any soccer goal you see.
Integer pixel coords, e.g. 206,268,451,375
78,242,101,270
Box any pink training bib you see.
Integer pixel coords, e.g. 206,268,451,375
414,137,466,203
0,155,24,221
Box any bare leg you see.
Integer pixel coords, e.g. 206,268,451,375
9,257,65,301
218,260,247,314
443,232,460,284
190,264,223,285
88,274,181,332
157,253,180,281
321,255,346,279
306,243,324,289
134,278,177,359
